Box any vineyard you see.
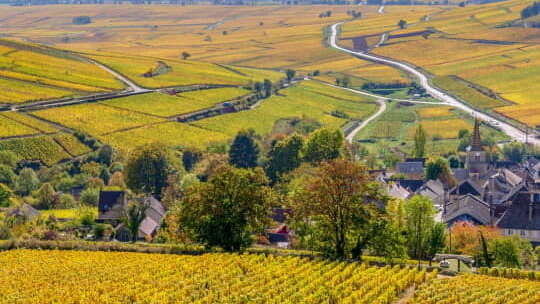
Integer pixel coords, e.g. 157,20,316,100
408,274,540,304
99,122,230,152
33,104,164,135
0,249,436,304
89,54,282,89
0,39,122,104
0,136,72,166
355,101,507,156
193,81,377,137
339,0,540,126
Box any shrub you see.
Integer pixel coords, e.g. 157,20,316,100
72,16,91,25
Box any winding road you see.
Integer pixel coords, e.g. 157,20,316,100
89,59,151,93
329,22,539,145
345,98,386,143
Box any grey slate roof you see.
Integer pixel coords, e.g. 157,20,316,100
444,194,491,225
138,197,166,238
416,179,445,205
452,168,469,183
98,191,126,221
396,162,424,175
388,183,411,200
497,198,540,231
7,203,40,220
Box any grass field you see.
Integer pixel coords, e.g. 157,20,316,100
0,249,435,304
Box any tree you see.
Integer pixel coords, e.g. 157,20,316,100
398,19,407,29
427,223,446,265
0,184,11,208
448,155,460,168
405,195,435,260
126,143,171,198
72,16,91,25
97,145,114,166
368,217,408,263
99,168,111,186
303,128,343,164
181,51,191,60
285,69,296,82
229,130,260,169
265,134,304,183
447,221,501,255
253,82,263,98
263,79,273,98
182,148,202,172
179,166,274,251
35,183,57,209
479,231,494,267
289,159,384,258
0,165,16,186
108,171,127,189
15,168,39,196
412,125,426,158
425,157,456,188
502,142,527,163
491,236,522,268
0,151,18,168
458,129,470,139
123,201,149,243
80,187,100,205
81,162,102,177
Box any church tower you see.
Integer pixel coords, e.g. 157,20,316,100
466,118,489,175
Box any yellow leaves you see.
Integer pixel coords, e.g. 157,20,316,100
0,249,429,304
409,274,540,304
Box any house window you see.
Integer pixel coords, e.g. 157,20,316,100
520,230,527,237
507,229,513,235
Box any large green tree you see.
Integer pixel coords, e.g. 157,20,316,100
15,168,39,196
126,143,171,198
179,165,274,251
303,128,344,164
35,183,57,209
289,159,384,258
229,129,260,169
405,195,436,260
265,134,304,183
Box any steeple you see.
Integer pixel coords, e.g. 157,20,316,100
471,118,482,151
